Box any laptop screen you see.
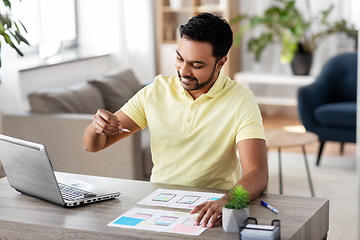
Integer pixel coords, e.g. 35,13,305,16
0,134,65,205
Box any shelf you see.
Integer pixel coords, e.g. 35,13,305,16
234,72,316,107
235,72,315,86
156,0,240,78
255,97,298,106
195,5,226,12
163,40,180,44
162,6,192,12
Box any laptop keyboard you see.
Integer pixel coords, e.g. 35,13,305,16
59,183,97,201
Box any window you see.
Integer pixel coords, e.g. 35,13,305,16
11,0,77,59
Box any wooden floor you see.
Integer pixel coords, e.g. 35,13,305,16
262,115,357,158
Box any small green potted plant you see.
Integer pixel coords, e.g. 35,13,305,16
222,185,251,233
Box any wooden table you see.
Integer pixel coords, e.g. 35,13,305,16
0,172,328,240
265,129,319,197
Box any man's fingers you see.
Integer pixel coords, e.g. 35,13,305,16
199,209,212,227
190,202,208,225
97,109,121,127
190,199,226,228
208,208,222,228
216,216,222,225
93,115,119,135
93,109,125,135
193,202,212,226
195,208,207,226
190,202,205,214
93,119,117,135
198,205,220,227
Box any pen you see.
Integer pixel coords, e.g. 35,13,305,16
261,201,279,214
121,128,130,133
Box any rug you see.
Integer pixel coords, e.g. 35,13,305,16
266,150,357,240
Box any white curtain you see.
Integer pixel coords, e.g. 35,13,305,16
121,0,157,84
0,44,23,132
77,0,157,85
239,0,359,76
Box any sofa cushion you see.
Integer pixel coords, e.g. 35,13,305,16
314,102,356,128
28,81,105,114
88,69,142,113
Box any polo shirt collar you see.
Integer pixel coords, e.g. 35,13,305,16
173,73,226,98
205,73,226,98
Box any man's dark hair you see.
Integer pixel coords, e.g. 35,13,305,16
179,12,233,61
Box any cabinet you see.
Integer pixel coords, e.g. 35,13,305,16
235,72,315,106
156,0,240,78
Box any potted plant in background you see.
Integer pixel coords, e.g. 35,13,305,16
231,0,358,75
0,0,29,82
222,185,251,233
0,0,29,134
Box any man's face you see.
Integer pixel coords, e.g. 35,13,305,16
175,37,226,98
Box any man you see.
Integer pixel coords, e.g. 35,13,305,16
83,12,268,228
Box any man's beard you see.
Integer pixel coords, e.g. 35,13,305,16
178,66,217,92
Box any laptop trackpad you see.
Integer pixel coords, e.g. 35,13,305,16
69,181,96,192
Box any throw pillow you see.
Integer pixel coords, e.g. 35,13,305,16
88,69,142,113
28,81,105,114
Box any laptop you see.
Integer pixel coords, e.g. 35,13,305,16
0,134,120,207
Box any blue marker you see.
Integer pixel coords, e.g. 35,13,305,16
261,201,279,214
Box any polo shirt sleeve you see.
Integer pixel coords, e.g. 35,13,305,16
235,92,265,143
120,85,148,129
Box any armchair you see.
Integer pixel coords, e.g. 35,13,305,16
297,52,357,165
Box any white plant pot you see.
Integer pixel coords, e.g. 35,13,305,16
222,207,249,233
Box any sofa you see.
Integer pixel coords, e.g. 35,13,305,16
1,69,153,180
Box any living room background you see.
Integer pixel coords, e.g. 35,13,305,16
0,0,357,116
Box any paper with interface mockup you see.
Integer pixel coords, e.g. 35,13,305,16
108,207,207,236
136,189,225,210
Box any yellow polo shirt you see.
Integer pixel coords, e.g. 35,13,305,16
121,73,265,189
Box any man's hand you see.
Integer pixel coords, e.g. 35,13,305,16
91,109,127,136
84,109,141,153
190,198,228,228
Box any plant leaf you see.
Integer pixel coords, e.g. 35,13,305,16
17,19,28,33
15,31,29,45
230,14,247,24
2,0,11,9
2,32,23,56
0,20,4,32
320,5,333,24
14,21,20,32
225,185,250,209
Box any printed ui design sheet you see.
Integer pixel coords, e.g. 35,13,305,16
108,207,207,236
137,188,225,210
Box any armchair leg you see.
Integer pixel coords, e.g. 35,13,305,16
340,142,344,155
316,141,325,166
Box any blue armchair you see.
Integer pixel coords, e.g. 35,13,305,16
297,52,357,165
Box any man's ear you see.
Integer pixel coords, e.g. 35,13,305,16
216,56,227,72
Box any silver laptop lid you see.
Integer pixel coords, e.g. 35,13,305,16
0,134,65,206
